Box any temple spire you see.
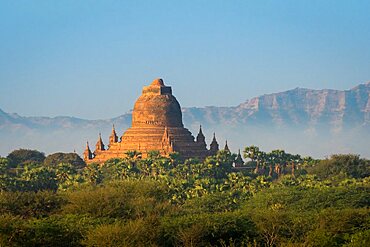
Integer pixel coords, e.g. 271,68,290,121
164,126,169,138
209,132,219,155
95,133,105,152
196,125,207,149
83,141,93,161
162,127,170,142
199,125,203,135
234,149,244,167
162,127,174,154
109,124,118,145
224,140,230,152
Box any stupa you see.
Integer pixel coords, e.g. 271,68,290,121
84,78,219,163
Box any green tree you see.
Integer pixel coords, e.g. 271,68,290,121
309,154,370,179
54,163,79,190
20,165,58,191
0,190,65,218
7,149,45,167
44,152,85,169
0,158,14,191
102,158,139,181
83,163,103,185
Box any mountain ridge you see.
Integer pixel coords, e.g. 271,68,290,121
1,82,369,125
1,82,370,158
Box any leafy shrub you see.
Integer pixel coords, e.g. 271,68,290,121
160,211,257,246
62,180,171,219
181,192,240,214
19,165,58,191
243,185,370,212
0,190,66,218
83,218,160,247
0,214,24,247
305,208,370,246
343,229,370,247
0,214,104,247
242,186,370,246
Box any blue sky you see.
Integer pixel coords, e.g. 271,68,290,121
1,0,369,119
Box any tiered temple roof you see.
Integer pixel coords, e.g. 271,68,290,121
84,78,220,164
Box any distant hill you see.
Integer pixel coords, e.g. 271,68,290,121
1,82,369,158
183,82,370,128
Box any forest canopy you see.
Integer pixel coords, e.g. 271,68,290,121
0,148,369,246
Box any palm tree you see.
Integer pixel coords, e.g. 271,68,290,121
125,150,142,160
147,150,161,160
270,149,286,177
258,151,267,175
55,163,76,183
244,146,263,174
265,152,274,177
290,154,303,177
261,152,272,176
84,163,103,185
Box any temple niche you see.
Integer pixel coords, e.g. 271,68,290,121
84,78,220,164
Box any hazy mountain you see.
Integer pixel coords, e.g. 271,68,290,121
1,82,369,158
183,82,370,128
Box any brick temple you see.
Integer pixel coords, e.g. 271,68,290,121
83,78,221,164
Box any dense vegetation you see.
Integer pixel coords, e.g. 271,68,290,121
0,147,369,246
